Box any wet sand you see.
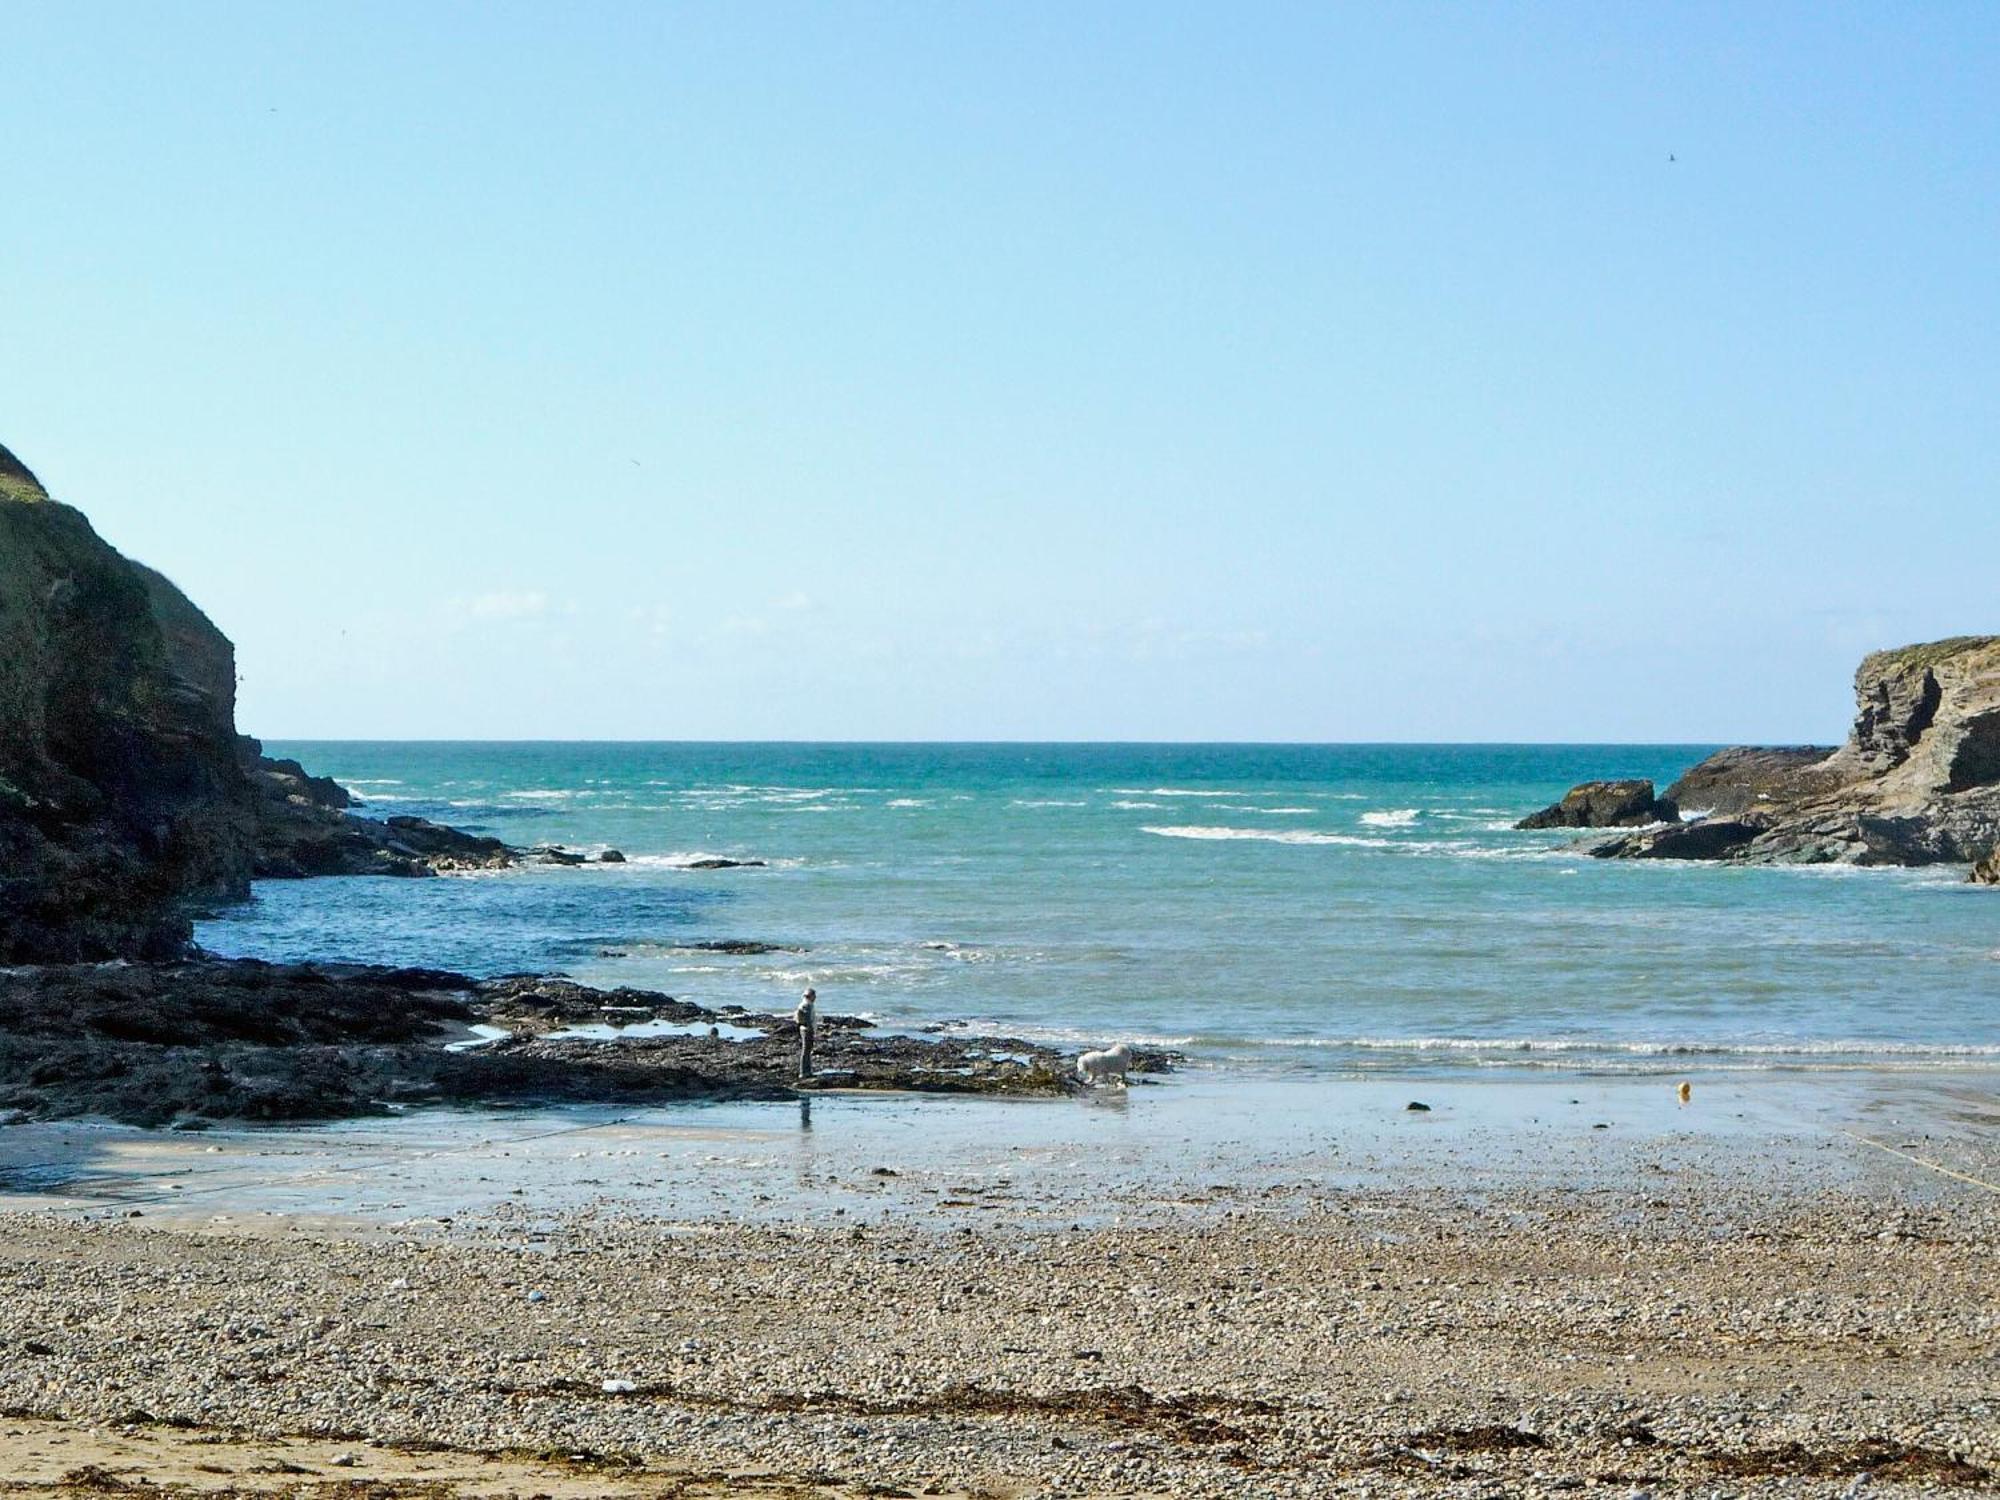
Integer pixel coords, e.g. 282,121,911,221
1,1070,1996,1497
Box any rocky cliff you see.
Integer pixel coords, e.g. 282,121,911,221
0,444,258,959
1591,638,2000,869
0,441,516,962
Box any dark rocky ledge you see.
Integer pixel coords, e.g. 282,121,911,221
0,960,1174,1127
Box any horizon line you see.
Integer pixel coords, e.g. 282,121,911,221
251,735,1824,749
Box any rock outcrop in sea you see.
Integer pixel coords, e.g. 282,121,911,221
243,735,513,877
1516,779,1678,829
1583,638,2000,870
0,441,513,962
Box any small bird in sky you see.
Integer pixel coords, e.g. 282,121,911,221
1668,153,1677,163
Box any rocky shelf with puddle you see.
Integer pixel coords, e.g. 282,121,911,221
0,960,1175,1128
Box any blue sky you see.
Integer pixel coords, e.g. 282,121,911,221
4,3,1995,740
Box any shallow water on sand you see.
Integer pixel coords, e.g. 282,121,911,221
199,742,2000,1081
6,1071,1994,1229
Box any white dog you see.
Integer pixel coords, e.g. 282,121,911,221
1076,1042,1134,1087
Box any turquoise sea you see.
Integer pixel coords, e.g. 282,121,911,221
197,743,2000,1079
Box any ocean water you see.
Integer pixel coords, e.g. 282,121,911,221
196,743,2000,1079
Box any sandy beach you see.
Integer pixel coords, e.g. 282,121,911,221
2,1074,1995,1498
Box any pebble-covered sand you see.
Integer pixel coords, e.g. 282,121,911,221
1,1130,1996,1499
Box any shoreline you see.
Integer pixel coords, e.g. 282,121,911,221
1,1083,1995,1498
6,1064,1995,1226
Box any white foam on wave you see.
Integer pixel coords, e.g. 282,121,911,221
601,851,805,871
1242,806,1315,815
505,788,582,802
886,798,929,808
1110,800,1163,810
1309,1035,2000,1060
1141,825,1579,863
945,1018,1199,1050
1012,799,1088,808
1142,824,1396,848
1113,788,1249,798
1360,808,1420,828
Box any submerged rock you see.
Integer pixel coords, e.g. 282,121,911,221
1517,780,1678,830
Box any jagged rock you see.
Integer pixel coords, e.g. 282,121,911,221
1517,780,1678,830
529,845,588,866
1592,638,2000,869
686,857,766,870
598,848,627,863
1973,848,2000,885
1588,819,1763,861
383,815,512,870
241,737,351,810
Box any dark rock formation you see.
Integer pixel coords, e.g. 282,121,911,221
1589,638,2000,869
1972,848,1999,885
0,960,1088,1125
686,857,766,870
239,731,513,877
1517,780,1678,830
242,737,350,810
252,790,515,878
1588,819,1762,861
598,847,626,863
0,445,258,960
245,735,515,878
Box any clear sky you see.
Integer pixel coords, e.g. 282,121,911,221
4,3,1995,741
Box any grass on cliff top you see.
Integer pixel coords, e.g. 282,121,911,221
0,470,48,505
0,443,50,504
1866,636,2000,673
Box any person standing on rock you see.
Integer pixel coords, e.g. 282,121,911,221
794,987,818,1080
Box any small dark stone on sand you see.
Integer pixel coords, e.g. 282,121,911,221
1405,1101,1432,1112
